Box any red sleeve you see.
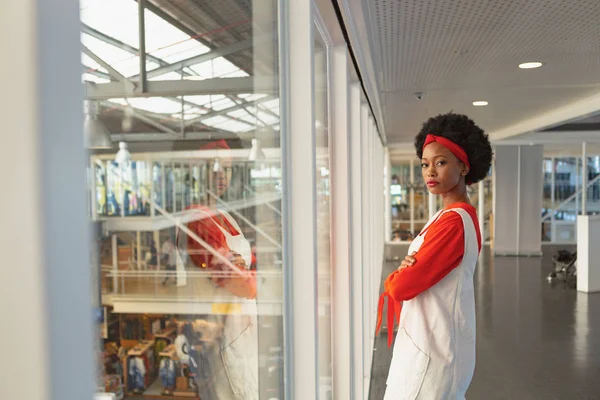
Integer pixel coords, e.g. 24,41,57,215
384,211,465,302
185,206,230,269
184,206,257,299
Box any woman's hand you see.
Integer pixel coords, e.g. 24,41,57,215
398,252,417,271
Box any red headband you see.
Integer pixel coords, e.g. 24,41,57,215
423,134,470,169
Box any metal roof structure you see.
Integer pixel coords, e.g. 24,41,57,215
81,0,279,144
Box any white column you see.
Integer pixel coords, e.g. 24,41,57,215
285,1,319,398
478,180,485,240
577,215,600,292
349,83,365,400
360,105,371,395
0,1,94,399
331,46,352,400
494,145,544,256
582,142,588,216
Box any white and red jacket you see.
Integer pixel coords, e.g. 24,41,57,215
379,203,481,400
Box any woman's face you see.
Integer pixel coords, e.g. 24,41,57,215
214,157,233,197
421,141,467,195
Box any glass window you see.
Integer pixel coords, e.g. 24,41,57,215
86,2,285,398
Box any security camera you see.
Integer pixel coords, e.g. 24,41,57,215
414,92,424,100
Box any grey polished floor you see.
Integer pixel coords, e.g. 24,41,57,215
370,245,600,400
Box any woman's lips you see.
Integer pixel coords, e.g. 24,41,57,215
427,181,439,187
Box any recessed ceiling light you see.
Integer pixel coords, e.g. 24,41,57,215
519,62,543,69
473,101,488,106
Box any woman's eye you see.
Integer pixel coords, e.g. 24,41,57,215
421,164,428,168
436,161,446,166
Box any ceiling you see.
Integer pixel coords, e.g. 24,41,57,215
82,0,280,153
345,0,600,144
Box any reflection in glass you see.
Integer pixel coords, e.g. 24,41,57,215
86,1,284,399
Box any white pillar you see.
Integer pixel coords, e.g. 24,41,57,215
349,84,365,400
494,145,544,256
286,1,319,397
366,117,374,366
577,215,600,292
582,142,588,215
0,1,94,399
331,46,352,400
360,105,372,393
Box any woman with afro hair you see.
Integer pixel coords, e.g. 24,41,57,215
377,112,492,399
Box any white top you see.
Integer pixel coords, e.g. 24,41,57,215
385,207,479,400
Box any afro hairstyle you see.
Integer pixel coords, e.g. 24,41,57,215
414,112,492,185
